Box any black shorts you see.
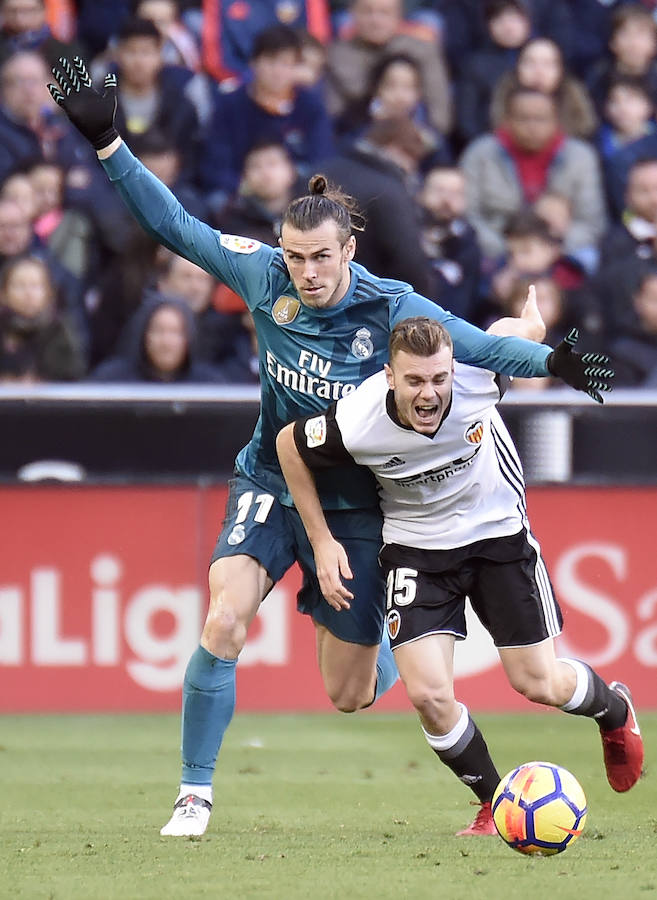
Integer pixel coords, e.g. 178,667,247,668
379,529,562,651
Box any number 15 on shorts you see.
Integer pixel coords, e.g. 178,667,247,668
385,567,418,609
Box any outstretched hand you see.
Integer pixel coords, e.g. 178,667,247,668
47,57,119,151
547,328,614,404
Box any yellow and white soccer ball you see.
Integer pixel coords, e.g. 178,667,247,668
492,761,587,855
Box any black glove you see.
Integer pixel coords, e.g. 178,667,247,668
47,57,119,151
546,328,614,404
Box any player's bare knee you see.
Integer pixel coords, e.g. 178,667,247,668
325,679,373,713
509,671,556,706
405,683,454,724
202,604,248,658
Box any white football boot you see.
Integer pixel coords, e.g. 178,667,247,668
160,794,212,836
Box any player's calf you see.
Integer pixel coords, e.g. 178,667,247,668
557,659,644,792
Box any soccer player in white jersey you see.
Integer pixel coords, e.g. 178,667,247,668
277,313,644,834
48,60,615,838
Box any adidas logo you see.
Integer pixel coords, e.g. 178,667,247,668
381,456,405,470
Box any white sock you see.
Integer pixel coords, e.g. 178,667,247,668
177,783,213,804
422,703,469,752
558,658,590,712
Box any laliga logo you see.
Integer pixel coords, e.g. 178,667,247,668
0,555,290,691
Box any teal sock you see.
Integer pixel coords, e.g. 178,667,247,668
181,645,237,785
374,628,399,702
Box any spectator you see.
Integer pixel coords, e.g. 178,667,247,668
198,24,333,214
454,0,531,146
320,115,435,295
0,0,83,68
131,130,209,221
533,189,572,242
110,17,201,177
491,37,597,140
0,194,85,335
440,0,574,77
0,50,98,184
136,0,201,71
295,29,328,91
200,0,330,85
417,165,482,321
597,77,657,219
0,169,37,221
134,0,216,128
0,48,123,246
335,52,451,167
599,157,657,266
27,161,96,282
608,263,657,386
74,0,132,59
566,0,627,79
460,87,607,261
587,4,657,115
216,140,302,241
325,0,451,134
154,247,253,378
89,296,225,384
0,252,85,381
597,76,656,162
532,187,598,273
483,210,601,336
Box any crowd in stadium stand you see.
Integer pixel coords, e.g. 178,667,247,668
2,0,657,388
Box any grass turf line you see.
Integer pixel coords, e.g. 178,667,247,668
1,711,655,900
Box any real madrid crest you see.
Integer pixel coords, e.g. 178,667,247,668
350,327,373,359
272,295,301,325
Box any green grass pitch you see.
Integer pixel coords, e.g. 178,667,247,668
2,711,655,900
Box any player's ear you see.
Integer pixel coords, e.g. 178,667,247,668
343,234,356,262
384,362,394,389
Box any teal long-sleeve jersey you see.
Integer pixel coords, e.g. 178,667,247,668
101,143,551,509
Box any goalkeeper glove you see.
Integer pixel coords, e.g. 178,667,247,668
47,56,119,151
546,328,614,404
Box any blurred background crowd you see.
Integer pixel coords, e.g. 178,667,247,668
2,0,657,391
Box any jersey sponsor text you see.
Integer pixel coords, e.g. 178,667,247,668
265,350,356,400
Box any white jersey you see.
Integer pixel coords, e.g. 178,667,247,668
296,363,525,550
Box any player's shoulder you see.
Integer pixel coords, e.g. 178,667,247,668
338,368,387,415
350,262,415,301
453,361,499,396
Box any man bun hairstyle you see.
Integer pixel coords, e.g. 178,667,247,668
282,174,364,244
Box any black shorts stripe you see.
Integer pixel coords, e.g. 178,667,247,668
491,424,560,637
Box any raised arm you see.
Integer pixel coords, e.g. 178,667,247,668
393,288,613,403
47,58,273,302
276,423,353,611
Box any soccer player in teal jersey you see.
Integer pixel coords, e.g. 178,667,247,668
48,60,614,837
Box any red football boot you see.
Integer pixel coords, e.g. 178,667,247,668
456,801,497,836
600,681,644,792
